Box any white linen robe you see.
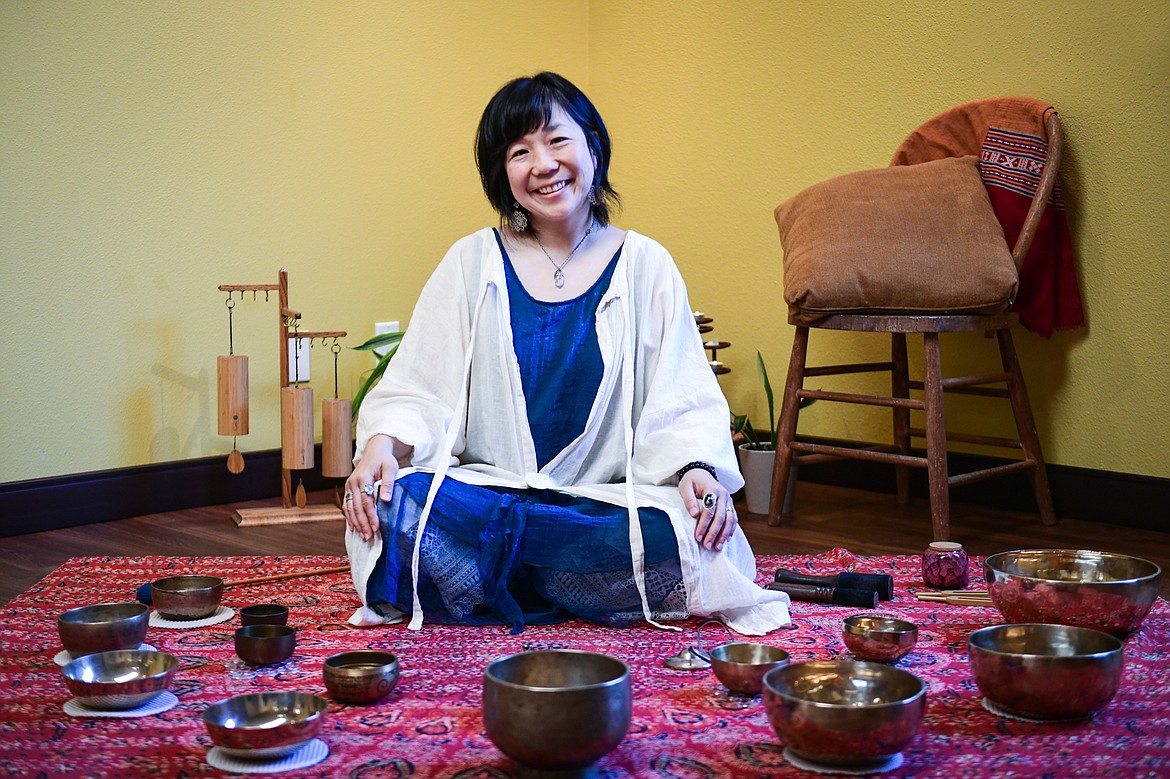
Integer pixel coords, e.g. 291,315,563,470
346,228,790,635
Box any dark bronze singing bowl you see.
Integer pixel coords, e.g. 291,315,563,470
57,601,149,657
150,575,224,620
483,649,632,776
323,650,400,704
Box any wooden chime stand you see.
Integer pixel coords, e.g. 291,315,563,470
217,269,351,527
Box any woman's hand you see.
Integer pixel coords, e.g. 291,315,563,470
343,434,406,542
679,469,738,552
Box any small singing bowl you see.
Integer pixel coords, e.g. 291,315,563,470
763,660,926,768
843,615,919,662
203,691,328,759
709,642,791,695
323,651,400,704
234,624,296,666
239,604,290,627
150,575,224,621
968,623,1124,720
57,601,149,657
62,649,177,710
483,649,632,775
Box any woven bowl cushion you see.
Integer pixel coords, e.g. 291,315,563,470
775,155,1018,319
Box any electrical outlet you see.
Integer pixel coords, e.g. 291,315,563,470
374,321,400,357
288,337,310,383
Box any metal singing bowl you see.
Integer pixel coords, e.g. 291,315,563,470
61,649,177,710
57,601,149,657
984,549,1161,637
150,575,224,620
483,650,632,776
202,691,328,759
968,623,1124,720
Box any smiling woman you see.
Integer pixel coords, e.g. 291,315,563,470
340,72,791,637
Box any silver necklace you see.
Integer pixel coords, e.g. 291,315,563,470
536,222,594,288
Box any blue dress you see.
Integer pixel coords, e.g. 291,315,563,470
364,232,684,632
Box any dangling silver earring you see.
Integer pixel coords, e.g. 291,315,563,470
587,186,600,206
510,203,528,232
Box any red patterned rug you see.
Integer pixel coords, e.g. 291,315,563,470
0,548,1166,778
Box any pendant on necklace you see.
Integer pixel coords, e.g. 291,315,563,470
553,269,565,288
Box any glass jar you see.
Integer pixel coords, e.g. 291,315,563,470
922,541,970,589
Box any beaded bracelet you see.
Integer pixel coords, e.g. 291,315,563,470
676,461,718,482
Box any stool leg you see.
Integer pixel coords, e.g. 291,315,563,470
997,329,1057,526
891,333,911,505
769,326,808,526
922,333,950,541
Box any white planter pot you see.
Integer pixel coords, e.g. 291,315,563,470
737,444,775,516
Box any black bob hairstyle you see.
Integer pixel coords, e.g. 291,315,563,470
475,72,620,233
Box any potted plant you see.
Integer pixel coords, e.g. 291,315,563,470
731,351,813,515
350,330,405,422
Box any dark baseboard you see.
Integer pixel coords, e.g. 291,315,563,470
0,448,341,538
2,444,1167,538
781,445,1169,533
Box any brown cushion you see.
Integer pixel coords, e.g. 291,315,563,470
775,155,1018,322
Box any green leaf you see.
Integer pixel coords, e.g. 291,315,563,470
756,351,777,449
351,341,401,422
351,331,404,352
731,412,759,447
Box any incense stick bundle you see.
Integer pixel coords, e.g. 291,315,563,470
916,589,993,606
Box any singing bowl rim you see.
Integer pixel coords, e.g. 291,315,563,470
150,574,225,593
484,649,631,692
967,622,1124,659
239,603,290,618
763,659,927,709
984,549,1162,584
323,649,400,673
58,601,150,626
842,615,919,638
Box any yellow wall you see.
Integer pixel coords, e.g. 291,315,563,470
2,1,1167,486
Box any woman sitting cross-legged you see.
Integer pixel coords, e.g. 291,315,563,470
342,71,790,635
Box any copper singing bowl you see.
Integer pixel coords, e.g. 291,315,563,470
709,642,790,695
151,575,224,620
763,660,926,767
968,623,1124,720
202,691,328,759
483,650,632,774
843,616,919,663
984,549,1161,638
57,601,149,657
62,649,177,710
323,651,400,704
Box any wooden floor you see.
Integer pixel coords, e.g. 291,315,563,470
2,481,1167,607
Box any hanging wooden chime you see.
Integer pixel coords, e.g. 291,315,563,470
217,297,248,473
321,342,353,479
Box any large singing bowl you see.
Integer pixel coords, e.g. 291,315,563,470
985,549,1161,637
483,650,631,777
